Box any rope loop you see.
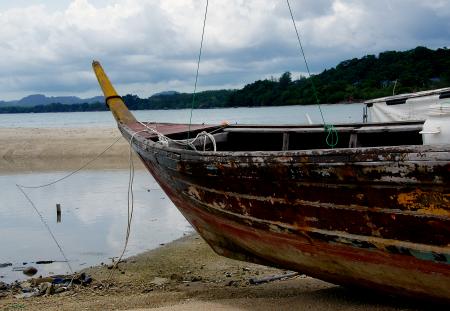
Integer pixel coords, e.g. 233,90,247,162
324,124,339,148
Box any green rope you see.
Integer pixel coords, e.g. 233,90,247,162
188,0,209,139
286,0,338,148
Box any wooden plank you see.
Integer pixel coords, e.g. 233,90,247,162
348,133,358,148
354,124,423,133
224,127,355,134
282,133,290,151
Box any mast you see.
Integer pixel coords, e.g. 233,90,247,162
92,61,137,125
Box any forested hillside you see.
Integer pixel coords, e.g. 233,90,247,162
1,46,448,114
227,46,450,106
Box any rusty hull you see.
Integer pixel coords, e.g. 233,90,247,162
123,122,450,302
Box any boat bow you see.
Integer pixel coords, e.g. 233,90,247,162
92,61,137,125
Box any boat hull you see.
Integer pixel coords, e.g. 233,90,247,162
126,125,450,302
91,62,449,302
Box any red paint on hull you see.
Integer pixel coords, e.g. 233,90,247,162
141,157,450,302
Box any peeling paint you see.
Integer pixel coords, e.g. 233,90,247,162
120,122,450,302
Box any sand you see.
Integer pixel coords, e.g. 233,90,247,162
0,127,142,173
0,234,434,311
0,128,435,310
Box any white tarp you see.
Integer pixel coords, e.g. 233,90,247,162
368,95,444,122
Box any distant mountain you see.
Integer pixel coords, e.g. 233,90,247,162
0,94,104,107
151,91,179,97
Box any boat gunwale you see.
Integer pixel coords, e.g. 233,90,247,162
119,123,450,160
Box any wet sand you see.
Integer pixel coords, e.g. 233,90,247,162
0,127,141,173
0,128,436,310
0,234,435,311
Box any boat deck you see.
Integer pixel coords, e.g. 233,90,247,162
123,120,426,152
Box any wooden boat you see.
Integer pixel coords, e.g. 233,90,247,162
92,61,450,302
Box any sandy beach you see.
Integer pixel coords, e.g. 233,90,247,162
0,233,436,311
0,127,142,173
0,128,437,310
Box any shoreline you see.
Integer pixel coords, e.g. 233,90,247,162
0,127,144,173
0,127,436,310
0,233,435,310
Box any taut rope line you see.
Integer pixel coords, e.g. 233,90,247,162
286,0,338,148
188,0,209,138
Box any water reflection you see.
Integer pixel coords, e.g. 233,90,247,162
0,170,192,283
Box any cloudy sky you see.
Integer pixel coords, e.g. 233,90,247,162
0,0,449,100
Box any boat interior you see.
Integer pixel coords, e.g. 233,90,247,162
146,120,425,152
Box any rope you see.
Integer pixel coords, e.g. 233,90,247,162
15,136,123,283
188,0,209,138
286,0,338,148
107,130,145,278
16,185,74,275
107,124,219,278
139,122,218,152
18,136,123,189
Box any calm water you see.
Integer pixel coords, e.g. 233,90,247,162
0,104,364,283
0,170,191,283
0,103,364,128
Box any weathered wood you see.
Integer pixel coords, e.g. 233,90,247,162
353,124,423,133
223,127,352,133
56,204,61,223
93,62,450,302
121,122,450,302
282,133,289,151
348,133,358,148
249,271,299,285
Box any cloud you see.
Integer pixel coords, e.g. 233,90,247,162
0,0,448,100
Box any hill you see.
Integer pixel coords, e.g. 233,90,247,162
227,46,450,106
0,95,104,108
0,46,448,114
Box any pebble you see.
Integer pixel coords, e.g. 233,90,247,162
0,282,8,290
190,276,202,282
226,280,239,287
20,281,32,289
45,284,55,296
170,273,183,282
54,286,66,294
149,277,169,286
23,267,38,277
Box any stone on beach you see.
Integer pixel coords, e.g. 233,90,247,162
22,267,38,277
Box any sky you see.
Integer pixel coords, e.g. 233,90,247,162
0,0,449,100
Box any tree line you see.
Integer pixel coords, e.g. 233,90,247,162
1,46,448,114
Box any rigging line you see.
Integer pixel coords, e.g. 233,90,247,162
16,184,74,275
13,135,122,283
108,130,146,278
17,136,123,189
188,0,209,139
286,0,324,125
286,0,338,148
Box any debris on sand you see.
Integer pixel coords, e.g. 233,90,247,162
0,273,94,300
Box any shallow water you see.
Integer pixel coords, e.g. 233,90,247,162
0,103,364,128
0,170,191,283
0,104,365,283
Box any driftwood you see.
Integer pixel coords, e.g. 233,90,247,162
249,272,299,285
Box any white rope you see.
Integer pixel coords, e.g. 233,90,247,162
106,126,218,277
108,124,221,274
108,130,147,277
138,122,218,152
